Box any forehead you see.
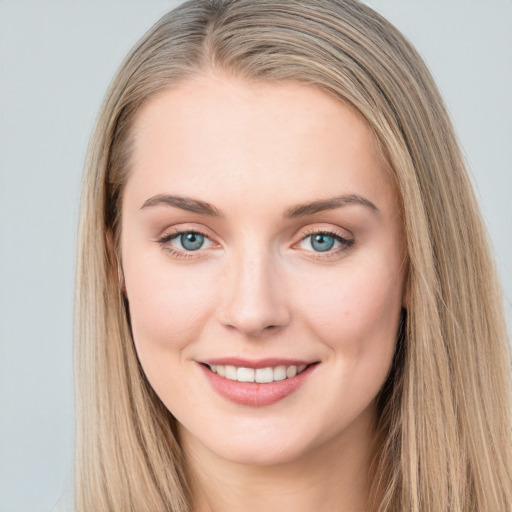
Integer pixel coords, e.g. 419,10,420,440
124,73,396,215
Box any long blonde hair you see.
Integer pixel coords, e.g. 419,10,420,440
75,1,512,510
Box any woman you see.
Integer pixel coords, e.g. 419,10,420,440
74,0,512,510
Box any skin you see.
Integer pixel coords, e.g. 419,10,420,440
120,73,406,512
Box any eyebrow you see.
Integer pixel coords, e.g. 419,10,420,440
141,194,223,216
140,193,379,218
283,194,379,218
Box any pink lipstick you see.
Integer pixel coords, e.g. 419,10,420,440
198,358,318,406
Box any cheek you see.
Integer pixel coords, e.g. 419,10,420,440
290,261,403,433
124,259,216,358
296,261,402,357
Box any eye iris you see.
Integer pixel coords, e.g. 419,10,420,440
180,232,204,251
311,234,335,252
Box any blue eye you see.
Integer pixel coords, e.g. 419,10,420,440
298,230,353,255
310,233,335,252
159,230,214,255
179,232,205,251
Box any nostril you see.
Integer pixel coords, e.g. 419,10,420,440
216,273,292,335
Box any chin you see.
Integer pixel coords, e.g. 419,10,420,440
215,440,306,467
181,414,347,468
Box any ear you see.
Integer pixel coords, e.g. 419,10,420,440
106,229,126,295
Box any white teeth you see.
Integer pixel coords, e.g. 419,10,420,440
237,367,255,382
255,367,274,383
208,363,310,383
273,365,287,381
286,365,297,378
225,365,237,380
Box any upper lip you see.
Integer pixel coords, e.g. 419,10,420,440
198,357,317,369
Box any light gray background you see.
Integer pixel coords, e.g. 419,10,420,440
0,1,510,511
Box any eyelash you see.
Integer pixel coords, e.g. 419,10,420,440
298,228,354,259
157,227,354,260
158,228,212,260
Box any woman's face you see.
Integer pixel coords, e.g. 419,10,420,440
121,74,406,466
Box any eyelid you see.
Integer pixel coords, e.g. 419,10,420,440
295,224,353,243
158,226,210,242
156,224,354,260
157,224,220,259
292,226,355,258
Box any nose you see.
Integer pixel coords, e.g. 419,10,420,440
217,247,291,337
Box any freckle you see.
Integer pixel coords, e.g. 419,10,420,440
344,310,350,317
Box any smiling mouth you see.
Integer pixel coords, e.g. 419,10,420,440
199,360,318,406
204,363,310,383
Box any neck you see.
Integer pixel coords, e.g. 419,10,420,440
180,408,377,512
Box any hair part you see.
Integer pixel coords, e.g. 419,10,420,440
75,1,512,510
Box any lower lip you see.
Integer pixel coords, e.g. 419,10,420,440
199,364,317,406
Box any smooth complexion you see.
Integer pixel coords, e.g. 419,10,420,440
121,74,406,512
